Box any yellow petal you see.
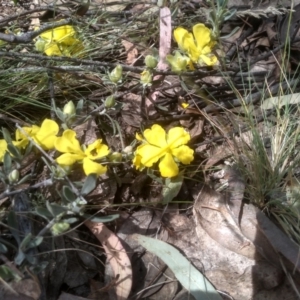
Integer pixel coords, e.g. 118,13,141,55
167,127,190,148
83,158,107,176
0,140,7,162
192,24,212,52
44,42,62,56
136,144,165,167
181,103,189,109
40,25,75,42
174,27,189,51
144,124,167,148
159,153,179,178
171,145,194,164
36,119,59,150
133,154,143,170
135,133,143,141
199,54,218,66
85,140,110,160
56,153,83,166
55,130,83,155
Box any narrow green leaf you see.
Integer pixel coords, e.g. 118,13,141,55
27,236,43,249
0,265,21,281
81,174,97,196
62,185,76,202
15,249,25,265
83,213,119,223
19,233,33,251
156,104,168,111
147,169,163,184
35,207,52,219
76,99,84,113
18,174,32,185
0,242,7,253
55,107,66,122
134,234,222,300
63,217,79,224
162,174,183,204
7,143,22,160
24,142,33,156
46,201,67,217
7,211,20,245
2,128,12,143
3,152,12,175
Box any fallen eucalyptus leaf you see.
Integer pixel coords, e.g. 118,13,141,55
133,234,222,300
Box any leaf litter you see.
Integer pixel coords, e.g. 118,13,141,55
2,0,300,299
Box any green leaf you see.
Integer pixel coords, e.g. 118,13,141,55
162,173,183,204
0,242,7,253
20,234,43,251
18,174,32,185
81,174,97,196
27,236,43,249
147,168,163,184
2,128,12,143
19,233,33,251
55,107,66,122
83,213,119,223
46,201,67,217
224,9,237,21
62,185,76,202
3,152,12,175
15,249,25,265
25,254,37,265
76,99,84,114
7,211,20,245
24,142,33,156
156,104,168,111
0,237,17,251
0,265,21,281
63,217,79,224
133,234,222,300
35,207,52,219
7,143,22,160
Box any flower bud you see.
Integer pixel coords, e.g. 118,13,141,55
51,222,70,236
109,65,123,83
105,95,116,108
8,169,19,184
63,101,76,116
109,152,122,162
35,38,46,53
123,146,133,154
140,70,152,86
145,55,158,69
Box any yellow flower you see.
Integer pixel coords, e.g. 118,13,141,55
174,23,218,66
181,102,189,109
166,51,193,73
133,125,194,178
36,25,83,56
15,119,59,150
55,130,109,176
140,70,153,86
0,140,7,162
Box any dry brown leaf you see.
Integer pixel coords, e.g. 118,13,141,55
121,40,138,65
0,277,41,300
85,221,132,300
